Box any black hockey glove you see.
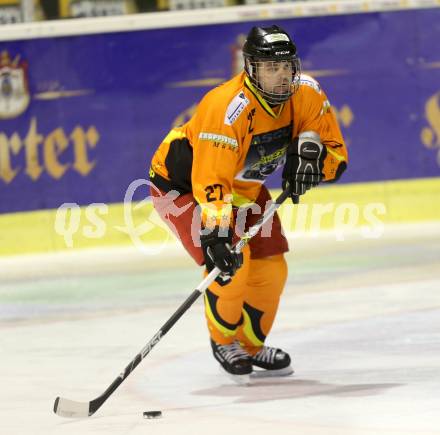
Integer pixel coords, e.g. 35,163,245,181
200,226,243,286
282,131,327,202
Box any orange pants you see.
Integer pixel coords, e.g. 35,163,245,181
205,249,287,353
150,184,289,353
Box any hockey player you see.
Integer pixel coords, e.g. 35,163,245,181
149,25,348,383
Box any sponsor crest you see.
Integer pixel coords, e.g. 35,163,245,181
0,51,30,119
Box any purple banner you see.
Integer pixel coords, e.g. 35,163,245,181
1,8,439,213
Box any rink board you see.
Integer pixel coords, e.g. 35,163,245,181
0,5,439,254
1,177,439,255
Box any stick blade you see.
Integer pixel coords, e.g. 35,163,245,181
53,396,90,418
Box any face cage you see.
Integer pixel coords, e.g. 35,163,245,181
245,57,302,105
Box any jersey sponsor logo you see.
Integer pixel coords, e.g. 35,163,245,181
299,74,321,94
224,91,249,126
199,132,238,149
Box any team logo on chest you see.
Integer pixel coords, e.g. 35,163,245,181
237,123,293,182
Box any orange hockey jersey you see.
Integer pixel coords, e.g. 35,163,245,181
150,71,347,227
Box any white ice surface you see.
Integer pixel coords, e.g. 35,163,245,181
1,223,440,435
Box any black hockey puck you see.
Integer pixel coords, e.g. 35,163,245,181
143,410,162,419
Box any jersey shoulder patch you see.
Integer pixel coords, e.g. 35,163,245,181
299,74,321,94
224,90,249,126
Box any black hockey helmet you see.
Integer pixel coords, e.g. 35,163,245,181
243,25,301,104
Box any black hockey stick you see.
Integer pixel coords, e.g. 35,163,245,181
53,187,293,418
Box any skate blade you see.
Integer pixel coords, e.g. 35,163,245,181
226,372,251,386
219,366,252,386
250,365,294,379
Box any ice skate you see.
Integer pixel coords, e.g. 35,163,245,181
250,346,293,378
211,340,252,385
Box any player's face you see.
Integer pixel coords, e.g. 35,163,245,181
257,60,293,100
